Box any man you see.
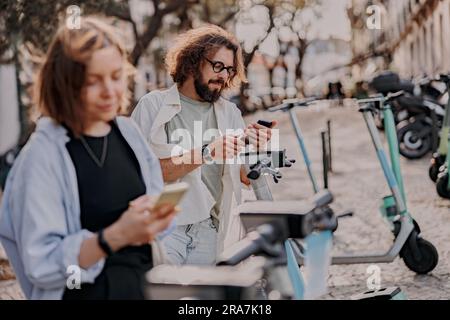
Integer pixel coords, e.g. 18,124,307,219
132,25,276,265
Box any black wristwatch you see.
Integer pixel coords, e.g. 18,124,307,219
98,229,114,256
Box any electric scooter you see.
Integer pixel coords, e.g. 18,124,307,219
146,144,408,299
145,193,337,300
429,74,450,184
434,83,450,198
145,151,338,300
268,97,321,194
395,93,443,159
268,95,438,273
329,92,438,274
223,148,405,299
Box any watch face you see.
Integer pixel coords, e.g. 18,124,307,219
203,146,214,163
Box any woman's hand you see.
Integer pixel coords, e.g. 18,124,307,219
104,195,178,250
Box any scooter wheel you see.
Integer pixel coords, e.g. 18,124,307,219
402,238,439,274
429,154,446,182
436,174,450,199
429,163,440,182
397,122,432,159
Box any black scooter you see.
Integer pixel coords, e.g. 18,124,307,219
370,72,446,159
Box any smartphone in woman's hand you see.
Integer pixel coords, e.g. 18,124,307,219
153,182,189,210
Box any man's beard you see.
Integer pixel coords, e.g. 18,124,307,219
194,75,224,103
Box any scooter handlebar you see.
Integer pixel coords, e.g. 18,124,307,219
438,74,450,84
356,91,404,107
385,90,405,103
216,223,284,266
247,160,268,180
268,97,318,112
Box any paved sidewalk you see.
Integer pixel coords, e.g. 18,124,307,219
1,102,449,300
245,102,450,300
0,245,24,299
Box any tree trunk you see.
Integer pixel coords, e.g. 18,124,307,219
239,82,250,115
295,40,308,97
130,13,164,66
130,0,190,66
268,66,275,102
238,5,276,113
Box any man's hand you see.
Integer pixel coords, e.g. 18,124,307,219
208,134,245,162
244,121,278,151
240,166,251,186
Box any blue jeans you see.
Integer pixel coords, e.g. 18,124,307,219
161,217,218,265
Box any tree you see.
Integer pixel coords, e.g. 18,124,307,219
0,0,197,66
0,0,321,116
188,0,240,28
0,1,117,143
127,0,197,65
269,0,321,96
0,0,203,141
232,0,317,110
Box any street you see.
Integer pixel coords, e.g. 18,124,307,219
244,102,450,300
1,102,450,300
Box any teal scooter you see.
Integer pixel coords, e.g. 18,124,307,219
330,92,438,274
223,153,403,300
268,97,321,194
268,94,438,274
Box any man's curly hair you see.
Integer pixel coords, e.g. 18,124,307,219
165,25,247,89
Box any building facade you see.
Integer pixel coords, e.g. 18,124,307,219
350,0,450,80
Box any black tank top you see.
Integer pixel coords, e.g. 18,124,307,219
63,120,151,300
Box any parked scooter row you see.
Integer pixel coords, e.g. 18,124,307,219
369,71,450,200
426,75,450,199
144,91,439,300
268,95,438,274
369,71,448,160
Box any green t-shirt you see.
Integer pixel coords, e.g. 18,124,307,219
165,93,224,227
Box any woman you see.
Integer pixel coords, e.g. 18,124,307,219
0,17,176,300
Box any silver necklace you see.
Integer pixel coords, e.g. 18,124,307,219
79,135,108,168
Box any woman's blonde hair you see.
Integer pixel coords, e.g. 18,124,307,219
34,16,134,137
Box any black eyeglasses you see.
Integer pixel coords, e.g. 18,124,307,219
204,57,236,77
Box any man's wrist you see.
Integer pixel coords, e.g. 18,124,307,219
201,144,214,163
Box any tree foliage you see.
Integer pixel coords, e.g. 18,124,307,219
0,0,195,65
